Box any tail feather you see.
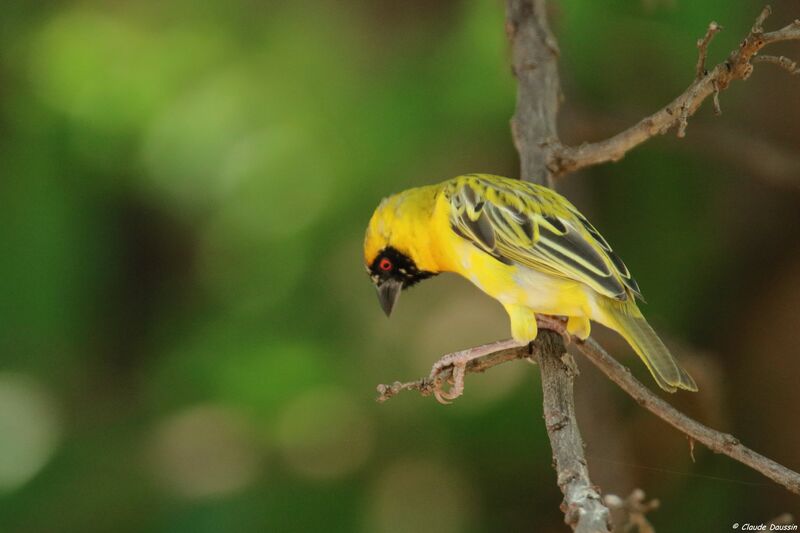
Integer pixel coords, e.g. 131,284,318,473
602,301,698,393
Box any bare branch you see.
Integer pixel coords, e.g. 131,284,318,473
506,1,614,529
711,80,722,115
752,5,772,34
695,21,722,80
376,341,527,403
506,0,561,186
375,339,530,403
378,332,612,531
575,338,800,496
754,54,800,74
559,105,800,189
550,6,800,177
376,335,800,496
537,331,612,533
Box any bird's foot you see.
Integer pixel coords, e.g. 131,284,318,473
428,349,472,404
427,339,522,404
535,314,571,345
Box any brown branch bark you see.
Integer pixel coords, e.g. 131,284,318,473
559,104,800,190
695,21,722,80
506,0,561,186
577,338,800,495
376,336,800,496
376,337,611,531
549,6,800,177
505,1,612,531
537,333,611,532
375,339,530,402
754,54,800,74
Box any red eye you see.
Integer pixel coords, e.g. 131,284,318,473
379,258,392,271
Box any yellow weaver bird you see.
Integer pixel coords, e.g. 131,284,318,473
364,173,697,394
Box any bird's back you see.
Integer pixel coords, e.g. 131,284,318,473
438,174,642,301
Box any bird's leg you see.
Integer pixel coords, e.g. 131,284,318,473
427,339,524,404
566,315,591,341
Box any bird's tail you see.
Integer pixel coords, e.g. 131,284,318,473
599,300,698,393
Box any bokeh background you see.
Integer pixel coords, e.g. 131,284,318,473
1,1,799,531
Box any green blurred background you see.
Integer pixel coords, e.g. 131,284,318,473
1,1,799,531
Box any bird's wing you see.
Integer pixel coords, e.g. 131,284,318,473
444,175,642,301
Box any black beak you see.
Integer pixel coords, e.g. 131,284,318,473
376,279,402,317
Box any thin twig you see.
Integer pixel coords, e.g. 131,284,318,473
711,80,722,115
752,4,772,34
375,339,530,403
550,6,800,176
695,21,722,80
754,54,800,74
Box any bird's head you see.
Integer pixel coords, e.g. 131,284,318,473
363,190,439,317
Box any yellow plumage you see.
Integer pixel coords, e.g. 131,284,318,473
364,173,697,393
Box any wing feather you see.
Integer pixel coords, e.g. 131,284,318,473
445,175,642,301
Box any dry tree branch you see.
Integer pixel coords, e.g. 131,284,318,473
375,339,530,402
754,54,800,74
536,332,611,532
560,104,800,189
376,341,531,403
549,6,800,177
376,335,800,496
505,1,613,530
577,338,800,495
505,0,561,187
378,333,613,532
695,21,722,80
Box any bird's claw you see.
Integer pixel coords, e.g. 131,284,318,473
428,351,470,404
427,323,568,404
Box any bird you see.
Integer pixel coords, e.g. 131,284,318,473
363,173,697,395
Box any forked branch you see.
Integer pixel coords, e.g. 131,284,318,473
376,334,800,496
506,0,613,529
549,6,800,177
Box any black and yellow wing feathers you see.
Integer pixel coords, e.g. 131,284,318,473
444,174,642,301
